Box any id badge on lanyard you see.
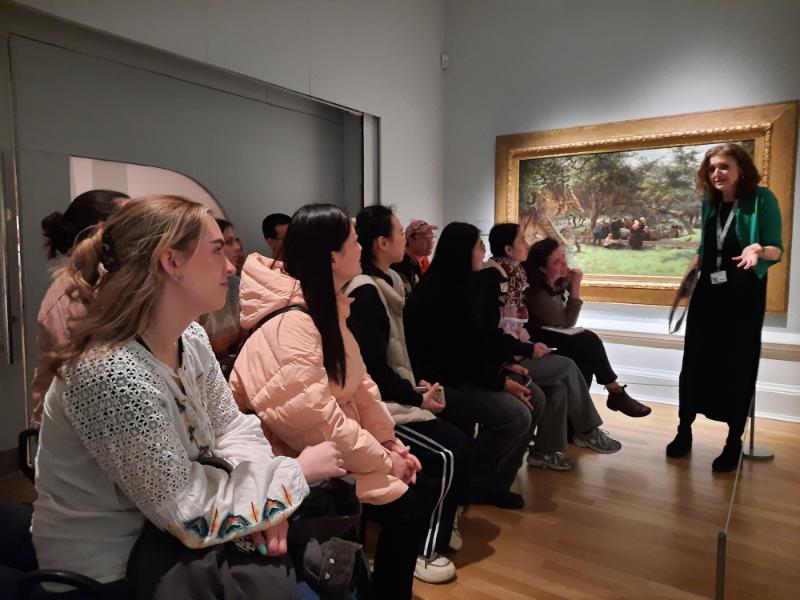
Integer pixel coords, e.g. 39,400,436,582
711,200,737,285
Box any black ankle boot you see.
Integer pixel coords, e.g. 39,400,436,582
666,427,692,458
712,440,742,473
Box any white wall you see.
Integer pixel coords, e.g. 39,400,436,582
70,158,224,216
443,0,800,419
15,0,446,229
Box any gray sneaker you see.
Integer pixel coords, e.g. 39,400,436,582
573,428,622,454
527,450,575,471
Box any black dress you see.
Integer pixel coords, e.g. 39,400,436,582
678,201,767,437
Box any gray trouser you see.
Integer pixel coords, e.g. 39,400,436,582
457,382,543,493
522,354,603,453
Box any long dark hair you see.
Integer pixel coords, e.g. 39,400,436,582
42,189,129,259
282,204,351,385
422,222,482,318
354,205,394,269
427,222,481,282
524,237,561,288
696,143,761,205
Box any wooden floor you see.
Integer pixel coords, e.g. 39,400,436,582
413,399,800,600
2,399,798,599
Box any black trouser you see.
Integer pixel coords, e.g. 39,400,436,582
363,489,426,600
437,385,477,440
397,415,472,556
534,328,617,387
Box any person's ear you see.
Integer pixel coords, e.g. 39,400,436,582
159,248,186,282
505,244,513,257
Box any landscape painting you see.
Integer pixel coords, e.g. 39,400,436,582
517,141,755,277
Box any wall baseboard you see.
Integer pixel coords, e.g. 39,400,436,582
591,365,800,423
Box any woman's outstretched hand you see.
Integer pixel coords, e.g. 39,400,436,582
733,244,762,270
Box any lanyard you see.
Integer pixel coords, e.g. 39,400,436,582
715,200,738,271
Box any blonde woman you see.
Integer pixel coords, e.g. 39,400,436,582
33,196,343,599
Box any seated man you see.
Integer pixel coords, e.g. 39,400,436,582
391,219,437,296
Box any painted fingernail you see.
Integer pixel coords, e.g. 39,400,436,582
257,543,268,556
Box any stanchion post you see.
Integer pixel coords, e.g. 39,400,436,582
715,531,727,600
743,393,775,461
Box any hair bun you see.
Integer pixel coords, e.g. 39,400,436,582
41,211,65,237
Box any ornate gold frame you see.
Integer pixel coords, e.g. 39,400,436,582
495,101,797,312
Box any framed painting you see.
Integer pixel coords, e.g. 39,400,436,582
495,101,797,312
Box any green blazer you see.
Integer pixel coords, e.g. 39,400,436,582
697,187,783,279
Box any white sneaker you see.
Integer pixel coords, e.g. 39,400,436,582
414,553,456,584
448,510,463,552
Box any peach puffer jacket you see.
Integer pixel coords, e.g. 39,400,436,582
229,254,407,505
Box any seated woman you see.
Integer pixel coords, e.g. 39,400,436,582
198,218,246,360
347,205,474,582
33,196,343,599
229,204,425,600
31,188,129,426
523,237,650,418
480,224,623,470
404,222,544,509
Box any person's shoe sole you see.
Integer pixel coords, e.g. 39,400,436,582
527,458,575,471
607,399,652,418
414,558,456,584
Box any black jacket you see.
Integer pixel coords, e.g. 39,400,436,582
390,252,422,297
404,273,509,391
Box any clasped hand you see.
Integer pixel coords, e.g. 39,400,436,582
384,439,421,484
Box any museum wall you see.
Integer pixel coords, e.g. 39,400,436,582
443,0,800,419
15,0,447,230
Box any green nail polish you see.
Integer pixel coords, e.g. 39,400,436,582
257,543,268,556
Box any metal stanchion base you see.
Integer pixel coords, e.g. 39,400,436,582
743,446,774,461
715,531,727,600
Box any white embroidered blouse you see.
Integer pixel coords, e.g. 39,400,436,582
32,323,309,584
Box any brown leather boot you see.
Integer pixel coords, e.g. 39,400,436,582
606,385,651,417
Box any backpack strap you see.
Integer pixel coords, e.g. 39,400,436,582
253,304,308,331
219,304,308,380
246,304,309,345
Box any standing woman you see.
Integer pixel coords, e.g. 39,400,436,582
666,143,783,472
31,189,129,425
